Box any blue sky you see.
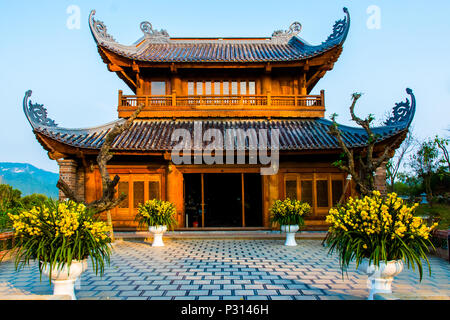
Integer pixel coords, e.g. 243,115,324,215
1,0,449,173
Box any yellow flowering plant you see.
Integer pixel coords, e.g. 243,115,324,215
5,199,112,280
135,199,177,229
325,191,438,280
270,199,311,227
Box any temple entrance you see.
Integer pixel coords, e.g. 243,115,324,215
183,173,263,228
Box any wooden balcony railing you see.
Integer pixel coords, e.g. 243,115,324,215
118,90,325,118
120,91,324,108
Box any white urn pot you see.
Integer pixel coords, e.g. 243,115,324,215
42,259,88,300
358,259,404,300
149,225,167,247
280,225,299,246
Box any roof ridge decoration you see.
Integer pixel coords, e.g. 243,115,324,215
384,88,416,127
23,90,57,129
271,22,302,44
89,8,350,53
140,21,170,43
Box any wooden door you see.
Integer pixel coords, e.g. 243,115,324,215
112,174,163,228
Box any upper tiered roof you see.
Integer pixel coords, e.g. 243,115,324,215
89,8,350,64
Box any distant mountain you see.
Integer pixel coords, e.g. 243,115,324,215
0,163,59,198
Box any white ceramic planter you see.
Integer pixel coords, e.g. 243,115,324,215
149,225,167,247
358,259,404,300
42,259,88,300
280,225,299,246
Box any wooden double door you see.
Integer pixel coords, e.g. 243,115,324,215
112,173,163,228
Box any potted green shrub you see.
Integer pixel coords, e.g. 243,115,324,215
270,199,311,246
325,191,438,299
135,199,177,247
6,199,112,300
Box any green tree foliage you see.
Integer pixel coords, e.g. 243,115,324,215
0,184,22,212
409,136,449,203
0,184,22,231
0,184,50,232
20,194,49,210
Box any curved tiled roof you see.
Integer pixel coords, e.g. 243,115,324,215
23,89,415,153
88,8,350,63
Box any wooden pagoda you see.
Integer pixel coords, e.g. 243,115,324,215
23,8,415,230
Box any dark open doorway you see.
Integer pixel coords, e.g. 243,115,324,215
183,173,263,228
204,173,242,227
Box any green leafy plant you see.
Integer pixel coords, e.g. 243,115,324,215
325,191,438,280
20,194,49,210
135,199,177,229
0,184,22,232
5,199,112,281
270,199,311,227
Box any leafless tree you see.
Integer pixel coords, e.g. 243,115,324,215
328,93,406,196
386,129,416,192
57,104,144,213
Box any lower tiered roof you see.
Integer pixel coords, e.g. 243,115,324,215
22,89,415,155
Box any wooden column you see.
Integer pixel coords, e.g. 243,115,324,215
118,90,123,108
263,173,280,229
166,165,184,228
262,65,272,95
171,73,181,106
299,72,307,95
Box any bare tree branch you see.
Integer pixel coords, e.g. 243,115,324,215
57,104,144,214
328,93,405,196
386,130,415,191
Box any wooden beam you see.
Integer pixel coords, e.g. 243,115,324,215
170,63,177,73
132,61,140,73
48,151,66,160
108,64,123,72
306,69,326,88
119,70,137,88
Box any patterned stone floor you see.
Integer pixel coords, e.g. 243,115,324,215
0,239,449,300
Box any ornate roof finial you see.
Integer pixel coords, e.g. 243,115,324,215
140,21,170,43
384,88,416,127
271,22,302,43
89,10,116,43
325,7,350,43
23,90,57,128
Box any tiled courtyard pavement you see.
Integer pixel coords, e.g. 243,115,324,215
0,239,449,300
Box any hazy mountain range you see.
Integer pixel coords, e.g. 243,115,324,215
0,162,59,198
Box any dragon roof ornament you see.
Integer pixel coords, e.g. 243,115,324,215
384,88,416,127
323,7,350,44
23,90,57,129
89,10,116,43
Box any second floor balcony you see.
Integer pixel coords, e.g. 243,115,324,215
117,90,325,119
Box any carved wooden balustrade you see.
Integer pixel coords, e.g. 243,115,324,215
117,90,325,118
